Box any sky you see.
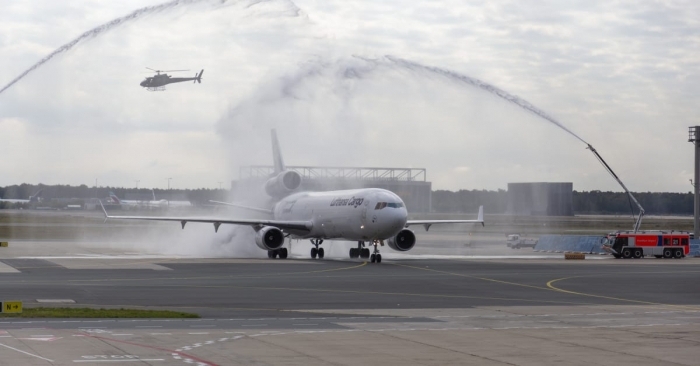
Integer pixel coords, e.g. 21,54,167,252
0,0,698,193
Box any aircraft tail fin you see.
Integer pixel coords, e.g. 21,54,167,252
108,192,121,205
271,129,285,174
195,69,203,84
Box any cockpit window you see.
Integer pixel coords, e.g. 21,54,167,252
374,202,403,210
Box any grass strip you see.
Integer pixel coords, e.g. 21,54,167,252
0,307,199,318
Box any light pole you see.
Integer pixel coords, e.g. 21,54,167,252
689,126,700,239
218,181,223,190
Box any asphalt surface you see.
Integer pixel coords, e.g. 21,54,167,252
2,241,700,365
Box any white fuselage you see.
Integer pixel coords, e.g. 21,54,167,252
272,188,408,241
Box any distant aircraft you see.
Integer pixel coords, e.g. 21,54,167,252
102,130,483,263
0,189,43,203
108,191,191,208
140,68,203,91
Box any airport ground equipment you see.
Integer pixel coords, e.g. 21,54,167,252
564,253,586,260
506,234,537,249
0,241,7,247
587,144,645,232
603,230,690,259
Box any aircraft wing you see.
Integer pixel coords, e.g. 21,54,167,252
209,200,273,214
101,202,311,233
406,206,484,231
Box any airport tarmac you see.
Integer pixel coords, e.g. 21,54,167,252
2,239,700,365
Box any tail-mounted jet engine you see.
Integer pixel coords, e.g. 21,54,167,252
255,226,285,250
265,171,302,197
387,229,416,252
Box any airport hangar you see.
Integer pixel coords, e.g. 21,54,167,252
235,166,433,212
234,166,574,216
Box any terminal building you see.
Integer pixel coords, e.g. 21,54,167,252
235,166,433,212
507,182,573,216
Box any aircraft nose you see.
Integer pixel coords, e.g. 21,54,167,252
140,81,146,87
385,208,408,232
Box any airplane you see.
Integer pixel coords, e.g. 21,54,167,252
140,68,203,91
108,191,191,208
101,130,484,263
0,188,43,204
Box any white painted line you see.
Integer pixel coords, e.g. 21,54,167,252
72,359,165,363
149,333,172,335
242,324,267,327
188,332,209,335
30,335,54,337
111,334,134,336
135,326,162,328
36,299,75,303
0,342,54,362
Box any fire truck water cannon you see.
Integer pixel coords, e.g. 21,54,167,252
586,144,645,233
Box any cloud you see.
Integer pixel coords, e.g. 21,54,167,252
1,0,699,192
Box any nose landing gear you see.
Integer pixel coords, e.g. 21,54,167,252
310,239,324,259
349,241,382,263
370,240,382,263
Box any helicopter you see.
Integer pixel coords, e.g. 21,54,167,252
140,68,203,91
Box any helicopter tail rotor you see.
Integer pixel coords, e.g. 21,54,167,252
195,69,204,84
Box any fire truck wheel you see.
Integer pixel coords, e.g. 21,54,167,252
663,249,672,258
633,249,643,259
674,249,683,259
622,249,632,259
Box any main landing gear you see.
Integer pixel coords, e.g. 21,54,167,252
349,241,382,263
310,239,324,259
267,248,288,259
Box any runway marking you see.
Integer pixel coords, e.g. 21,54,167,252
546,276,700,311
391,262,551,291
393,262,700,310
72,359,165,363
0,261,369,291
0,342,54,362
79,333,218,366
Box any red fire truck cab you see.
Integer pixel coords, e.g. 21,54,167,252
603,230,690,259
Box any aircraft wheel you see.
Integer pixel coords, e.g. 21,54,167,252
311,247,318,259
376,254,382,263
279,248,288,259
370,253,376,263
318,248,324,259
361,248,370,259
268,250,273,259
349,248,358,258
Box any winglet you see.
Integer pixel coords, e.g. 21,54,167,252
271,129,285,174
99,200,109,222
477,205,484,227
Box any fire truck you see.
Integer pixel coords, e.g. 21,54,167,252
603,230,690,259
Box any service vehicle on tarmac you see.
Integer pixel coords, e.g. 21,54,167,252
602,230,690,259
506,234,538,249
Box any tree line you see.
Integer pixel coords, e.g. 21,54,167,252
1,184,695,215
